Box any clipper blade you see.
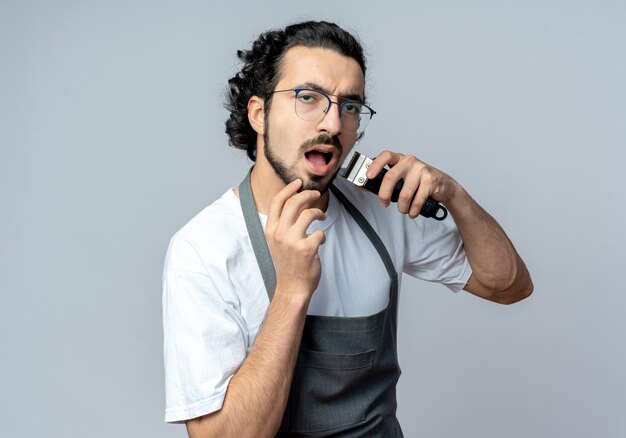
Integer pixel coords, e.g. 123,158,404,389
342,151,372,187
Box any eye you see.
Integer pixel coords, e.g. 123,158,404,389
343,102,362,115
297,91,319,104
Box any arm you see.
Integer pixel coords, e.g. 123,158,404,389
366,151,533,305
187,180,326,437
446,186,533,304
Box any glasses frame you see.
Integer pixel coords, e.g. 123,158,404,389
269,88,376,134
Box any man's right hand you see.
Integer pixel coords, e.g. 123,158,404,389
264,179,327,301
187,179,325,438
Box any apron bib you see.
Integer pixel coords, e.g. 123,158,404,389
239,172,403,437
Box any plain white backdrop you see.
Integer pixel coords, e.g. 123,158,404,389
1,1,625,437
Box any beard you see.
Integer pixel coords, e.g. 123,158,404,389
263,126,343,194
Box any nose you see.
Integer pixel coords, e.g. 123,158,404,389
317,101,343,136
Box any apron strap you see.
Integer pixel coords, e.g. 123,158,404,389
239,169,277,300
329,185,397,279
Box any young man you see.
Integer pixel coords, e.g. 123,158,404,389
163,21,533,437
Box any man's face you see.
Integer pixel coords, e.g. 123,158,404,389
259,46,365,193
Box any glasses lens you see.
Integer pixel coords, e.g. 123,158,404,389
294,89,328,122
293,89,373,134
342,102,372,134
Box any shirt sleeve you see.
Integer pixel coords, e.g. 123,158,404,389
162,237,248,423
401,215,472,292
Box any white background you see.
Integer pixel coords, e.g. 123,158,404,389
1,1,625,437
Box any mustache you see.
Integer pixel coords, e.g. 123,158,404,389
300,134,342,155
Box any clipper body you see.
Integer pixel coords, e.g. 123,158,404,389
343,151,448,221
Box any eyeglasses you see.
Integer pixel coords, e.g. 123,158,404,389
269,88,376,135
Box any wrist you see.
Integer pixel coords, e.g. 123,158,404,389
445,183,475,220
272,284,311,314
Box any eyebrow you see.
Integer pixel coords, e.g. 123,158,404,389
298,82,365,103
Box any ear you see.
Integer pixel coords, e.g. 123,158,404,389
247,96,265,135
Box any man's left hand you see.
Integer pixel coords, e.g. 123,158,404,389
365,150,460,218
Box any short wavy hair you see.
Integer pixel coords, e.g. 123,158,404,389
225,21,367,161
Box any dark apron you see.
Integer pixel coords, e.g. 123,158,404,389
239,172,403,437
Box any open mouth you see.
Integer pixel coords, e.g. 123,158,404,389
304,147,337,176
304,150,333,165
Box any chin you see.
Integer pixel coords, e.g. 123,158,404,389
300,172,338,194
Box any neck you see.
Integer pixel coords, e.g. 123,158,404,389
249,165,330,215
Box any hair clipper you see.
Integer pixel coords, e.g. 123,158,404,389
342,151,448,221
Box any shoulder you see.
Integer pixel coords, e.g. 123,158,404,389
164,188,247,275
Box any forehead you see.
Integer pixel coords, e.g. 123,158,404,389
276,46,365,99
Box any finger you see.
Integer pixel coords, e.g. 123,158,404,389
378,157,412,206
267,179,303,228
409,183,431,219
396,166,421,214
307,229,326,248
291,208,326,237
365,150,401,179
277,190,321,231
